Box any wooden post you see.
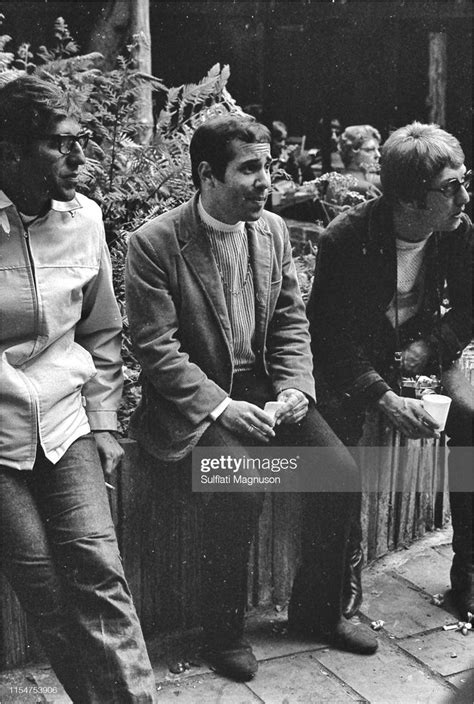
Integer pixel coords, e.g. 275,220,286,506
87,0,132,70
130,0,153,145
88,0,153,144
427,32,447,127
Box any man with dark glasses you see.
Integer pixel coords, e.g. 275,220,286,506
0,75,156,701
427,169,471,198
37,129,92,155
307,122,472,623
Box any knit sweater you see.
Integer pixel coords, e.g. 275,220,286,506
198,198,256,371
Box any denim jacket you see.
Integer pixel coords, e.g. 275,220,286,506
0,191,123,470
308,197,473,406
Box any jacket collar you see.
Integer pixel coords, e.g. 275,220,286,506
178,195,231,340
0,190,82,213
50,197,83,213
362,196,397,258
178,193,273,278
0,190,83,234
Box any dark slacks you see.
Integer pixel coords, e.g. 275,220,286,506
0,435,155,704
197,370,360,641
315,365,473,594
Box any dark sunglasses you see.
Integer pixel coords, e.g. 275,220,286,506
427,169,471,198
37,130,91,155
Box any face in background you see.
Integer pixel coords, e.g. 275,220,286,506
350,137,381,172
203,139,272,224
271,127,288,160
420,164,470,233
15,117,86,213
330,119,342,151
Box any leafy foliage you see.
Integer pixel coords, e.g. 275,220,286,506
302,171,367,223
0,15,244,432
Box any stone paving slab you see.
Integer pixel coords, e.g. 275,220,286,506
394,549,451,597
445,669,474,702
0,671,40,704
399,631,474,677
0,665,70,704
247,651,363,703
156,674,260,703
246,611,328,661
433,544,454,561
361,573,453,637
315,635,456,704
446,669,474,689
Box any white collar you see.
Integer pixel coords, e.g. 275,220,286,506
0,190,82,234
198,196,245,233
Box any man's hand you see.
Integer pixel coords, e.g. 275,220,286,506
275,388,309,425
93,431,124,477
218,400,276,442
376,390,440,439
402,340,432,376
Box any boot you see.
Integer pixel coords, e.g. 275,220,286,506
450,555,474,620
288,612,378,655
449,491,473,621
343,544,364,619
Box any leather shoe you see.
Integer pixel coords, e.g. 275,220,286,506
202,640,258,681
330,618,378,654
343,546,364,619
289,616,378,655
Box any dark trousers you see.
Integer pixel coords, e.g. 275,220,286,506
197,370,360,641
0,435,155,704
316,367,473,589
444,401,473,593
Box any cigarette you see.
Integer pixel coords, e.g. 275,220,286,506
371,620,385,630
105,482,115,491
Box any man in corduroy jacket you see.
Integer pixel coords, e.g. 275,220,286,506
126,114,377,683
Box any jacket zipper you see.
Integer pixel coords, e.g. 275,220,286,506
22,225,40,356
21,224,41,454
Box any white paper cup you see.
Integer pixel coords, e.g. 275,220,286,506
421,394,452,431
271,191,282,207
264,401,285,421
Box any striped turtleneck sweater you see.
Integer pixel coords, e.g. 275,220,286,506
198,197,256,372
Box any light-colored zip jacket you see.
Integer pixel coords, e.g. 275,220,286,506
0,191,123,470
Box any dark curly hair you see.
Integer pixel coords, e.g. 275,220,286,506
0,75,72,149
190,114,271,189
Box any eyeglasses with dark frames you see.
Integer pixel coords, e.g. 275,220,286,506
36,130,92,155
427,170,471,198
